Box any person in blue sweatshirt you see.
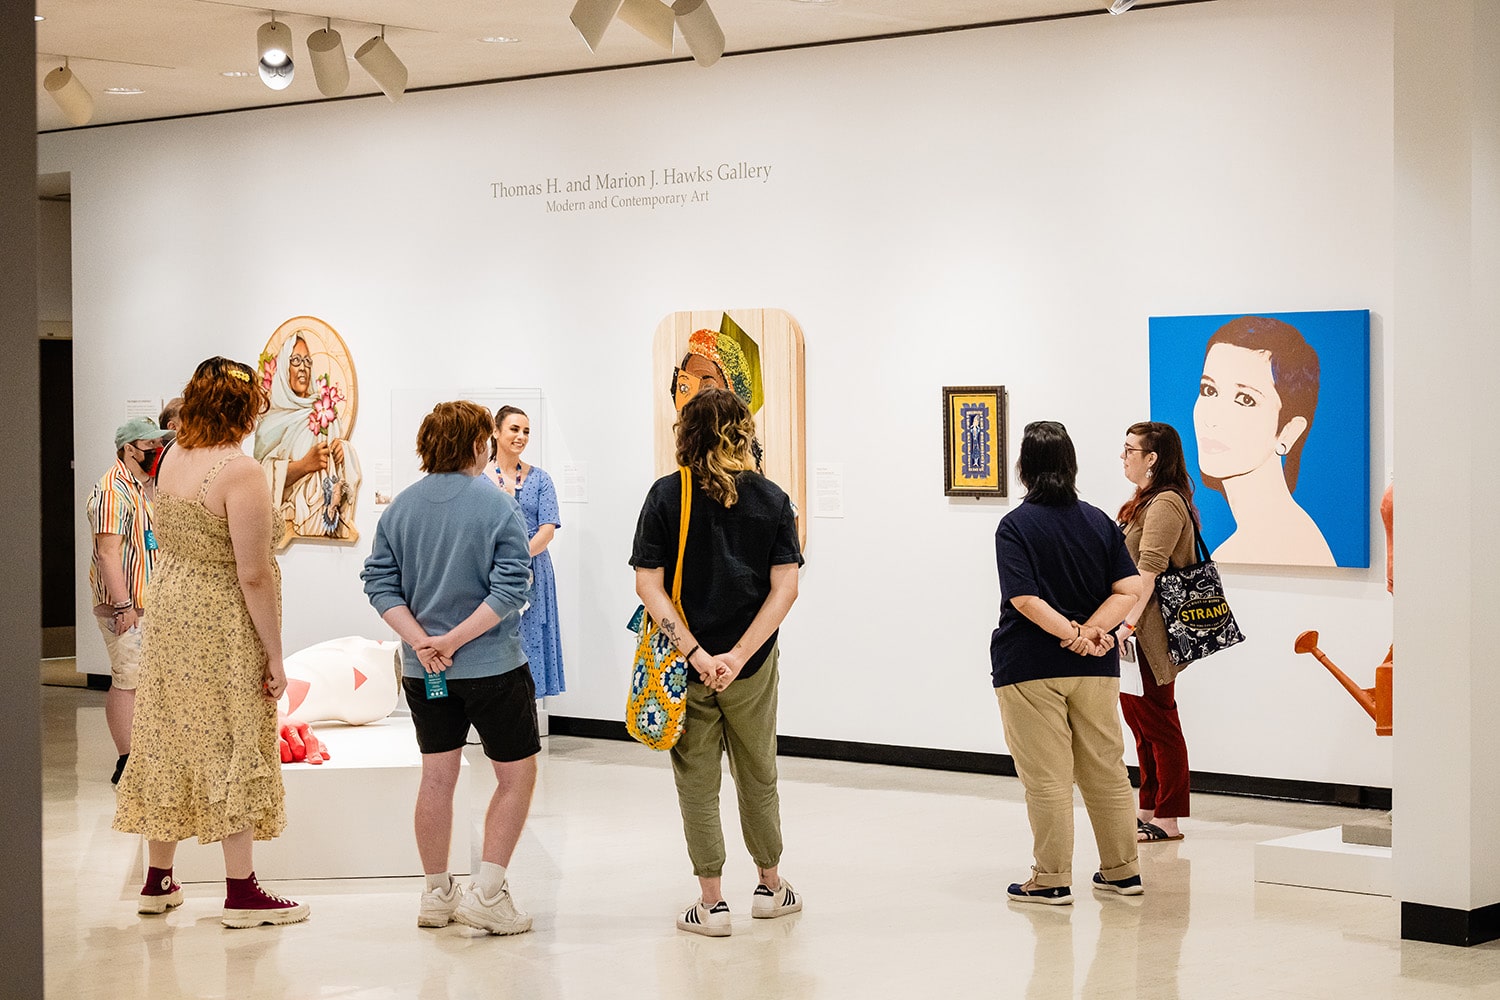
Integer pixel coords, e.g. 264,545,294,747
361,400,536,936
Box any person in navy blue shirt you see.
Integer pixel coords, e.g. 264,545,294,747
991,421,1144,906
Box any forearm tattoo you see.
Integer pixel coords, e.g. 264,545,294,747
661,618,681,646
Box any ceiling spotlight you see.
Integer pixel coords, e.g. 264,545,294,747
570,0,626,53
257,16,295,90
355,27,407,102
672,0,724,66
307,19,349,97
1107,0,1137,13
35,14,45,21
618,0,674,51
43,60,93,126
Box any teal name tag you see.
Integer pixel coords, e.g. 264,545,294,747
627,604,645,635
144,528,158,552
424,671,448,700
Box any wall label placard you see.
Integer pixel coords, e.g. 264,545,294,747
490,160,776,215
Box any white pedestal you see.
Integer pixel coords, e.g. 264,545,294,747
1254,827,1392,897
148,717,471,883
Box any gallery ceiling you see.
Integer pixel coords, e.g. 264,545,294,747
33,0,1212,133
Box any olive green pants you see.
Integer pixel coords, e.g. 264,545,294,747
670,646,783,878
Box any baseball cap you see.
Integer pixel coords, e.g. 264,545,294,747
115,417,172,450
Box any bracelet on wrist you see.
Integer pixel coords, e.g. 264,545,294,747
1122,622,1135,633
685,644,701,664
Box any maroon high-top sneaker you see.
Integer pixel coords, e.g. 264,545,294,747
138,866,182,915
222,873,310,928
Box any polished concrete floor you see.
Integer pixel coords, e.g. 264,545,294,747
41,685,1500,999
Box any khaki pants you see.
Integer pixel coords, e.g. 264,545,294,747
997,675,1139,888
670,646,783,878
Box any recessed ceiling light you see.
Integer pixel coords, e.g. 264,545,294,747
104,87,144,95
221,70,252,77
35,14,45,21
479,36,520,43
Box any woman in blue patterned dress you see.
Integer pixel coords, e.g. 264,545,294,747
486,406,566,697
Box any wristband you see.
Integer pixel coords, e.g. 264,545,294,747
1122,622,1135,633
685,644,701,663
112,600,133,609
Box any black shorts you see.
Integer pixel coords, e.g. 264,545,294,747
402,667,540,763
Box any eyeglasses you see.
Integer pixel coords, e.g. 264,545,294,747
672,367,725,406
1122,446,1149,454
288,354,313,370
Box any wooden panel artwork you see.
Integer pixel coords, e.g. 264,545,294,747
652,309,807,549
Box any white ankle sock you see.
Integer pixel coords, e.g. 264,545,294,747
425,872,452,893
476,862,508,897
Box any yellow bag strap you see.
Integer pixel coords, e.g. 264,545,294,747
670,466,691,603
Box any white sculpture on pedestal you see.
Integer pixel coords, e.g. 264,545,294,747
280,636,401,725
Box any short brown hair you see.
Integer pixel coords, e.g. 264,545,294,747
418,400,493,474
176,357,268,449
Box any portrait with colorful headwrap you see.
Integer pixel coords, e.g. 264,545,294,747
672,319,764,415
653,309,807,548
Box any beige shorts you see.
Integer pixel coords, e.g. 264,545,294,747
94,614,143,690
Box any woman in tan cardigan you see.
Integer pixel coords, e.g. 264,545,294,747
1114,422,1199,842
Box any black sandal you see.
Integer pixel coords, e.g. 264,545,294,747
1138,821,1184,842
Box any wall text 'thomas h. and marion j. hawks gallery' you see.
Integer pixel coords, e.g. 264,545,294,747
490,160,775,214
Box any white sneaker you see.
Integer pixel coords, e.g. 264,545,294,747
417,880,463,928
677,898,731,937
751,878,802,919
453,882,533,935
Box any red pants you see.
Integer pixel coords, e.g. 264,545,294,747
1119,649,1190,818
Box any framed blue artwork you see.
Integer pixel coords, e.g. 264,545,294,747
1149,310,1370,568
943,385,1007,497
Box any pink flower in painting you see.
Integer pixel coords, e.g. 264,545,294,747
305,374,346,437
258,352,277,393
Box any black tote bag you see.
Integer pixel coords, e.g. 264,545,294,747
1154,527,1246,666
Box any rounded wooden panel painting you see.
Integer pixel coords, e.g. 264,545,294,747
652,309,807,549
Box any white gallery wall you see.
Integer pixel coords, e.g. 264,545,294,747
44,0,1396,787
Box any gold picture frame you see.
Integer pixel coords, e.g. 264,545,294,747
942,385,1007,498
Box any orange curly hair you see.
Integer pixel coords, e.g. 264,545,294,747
175,356,269,448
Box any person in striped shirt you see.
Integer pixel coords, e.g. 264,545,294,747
87,416,171,785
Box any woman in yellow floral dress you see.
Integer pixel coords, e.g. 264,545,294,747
113,356,309,928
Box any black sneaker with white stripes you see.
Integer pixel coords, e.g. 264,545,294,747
751,877,803,919
677,898,731,937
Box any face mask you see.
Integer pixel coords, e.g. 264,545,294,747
136,448,160,474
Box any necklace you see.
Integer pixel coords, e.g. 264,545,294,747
494,461,525,493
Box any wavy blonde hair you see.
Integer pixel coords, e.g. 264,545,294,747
675,388,757,507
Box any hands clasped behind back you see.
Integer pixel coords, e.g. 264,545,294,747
1060,623,1116,657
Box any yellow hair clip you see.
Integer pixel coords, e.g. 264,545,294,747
227,368,251,383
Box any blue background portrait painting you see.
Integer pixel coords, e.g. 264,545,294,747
1149,310,1370,569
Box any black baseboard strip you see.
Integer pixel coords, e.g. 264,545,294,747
549,716,632,742
1402,901,1500,947
546,716,1391,810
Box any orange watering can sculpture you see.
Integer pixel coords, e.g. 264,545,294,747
1293,632,1392,736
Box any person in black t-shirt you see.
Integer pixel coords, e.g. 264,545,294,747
630,388,804,938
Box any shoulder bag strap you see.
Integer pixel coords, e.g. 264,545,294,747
670,466,691,603
1148,489,1211,566
1189,516,1211,564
